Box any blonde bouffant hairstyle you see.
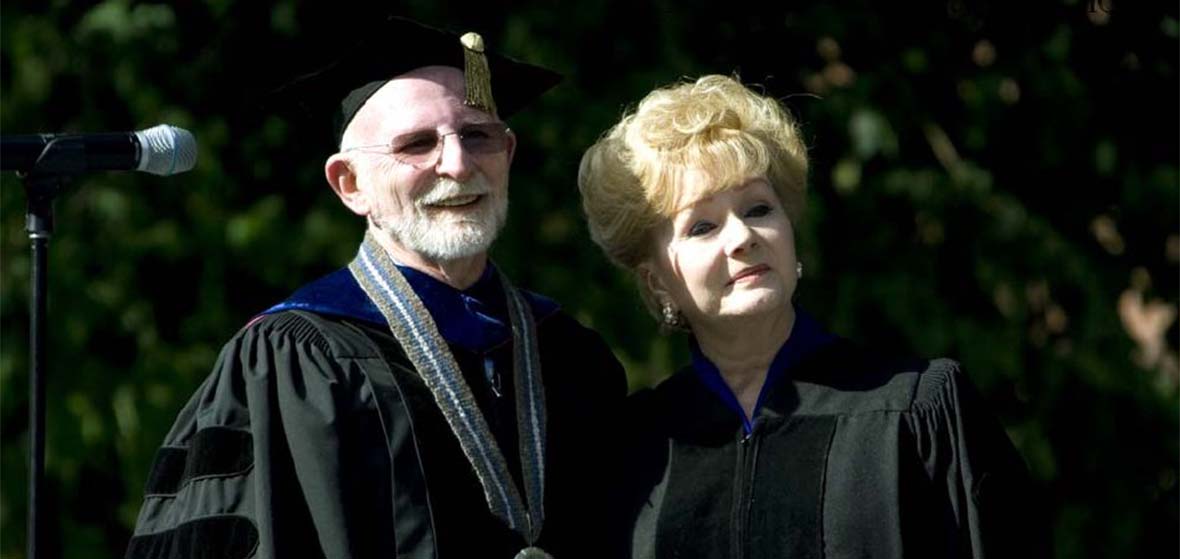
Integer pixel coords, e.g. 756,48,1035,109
578,74,809,319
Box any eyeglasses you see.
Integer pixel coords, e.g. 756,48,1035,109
342,122,512,169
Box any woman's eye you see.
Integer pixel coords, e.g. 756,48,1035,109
745,204,772,218
687,222,716,237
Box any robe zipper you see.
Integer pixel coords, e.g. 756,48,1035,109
731,426,760,559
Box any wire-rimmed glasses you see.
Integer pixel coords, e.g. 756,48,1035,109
341,122,512,169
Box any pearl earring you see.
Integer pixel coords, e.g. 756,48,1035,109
796,261,804,279
661,303,682,328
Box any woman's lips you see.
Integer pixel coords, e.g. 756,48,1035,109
728,264,770,285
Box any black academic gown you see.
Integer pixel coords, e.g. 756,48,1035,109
125,269,627,559
625,338,1046,559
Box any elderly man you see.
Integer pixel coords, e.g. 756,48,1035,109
125,18,625,559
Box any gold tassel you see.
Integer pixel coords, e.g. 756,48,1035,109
460,32,497,115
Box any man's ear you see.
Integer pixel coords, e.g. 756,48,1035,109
505,128,517,165
325,154,369,216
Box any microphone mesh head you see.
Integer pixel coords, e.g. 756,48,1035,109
135,125,197,175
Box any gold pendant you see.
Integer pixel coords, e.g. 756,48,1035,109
514,546,553,559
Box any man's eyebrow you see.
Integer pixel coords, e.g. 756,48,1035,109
392,120,498,135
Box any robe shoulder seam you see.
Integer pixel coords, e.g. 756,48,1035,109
907,357,962,411
242,310,335,356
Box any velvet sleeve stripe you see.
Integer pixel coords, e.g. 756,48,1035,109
144,427,254,496
143,448,187,497
125,515,259,559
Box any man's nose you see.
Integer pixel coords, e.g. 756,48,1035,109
433,134,476,182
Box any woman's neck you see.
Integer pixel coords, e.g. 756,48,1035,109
694,306,796,421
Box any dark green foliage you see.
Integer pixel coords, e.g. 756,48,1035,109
1,1,1175,557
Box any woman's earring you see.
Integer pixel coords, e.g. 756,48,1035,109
661,303,682,328
796,261,804,279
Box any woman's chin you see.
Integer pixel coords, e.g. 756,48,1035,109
712,292,789,320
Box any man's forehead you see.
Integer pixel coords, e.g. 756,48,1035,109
373,66,467,106
368,72,491,124
394,65,466,87
345,69,490,142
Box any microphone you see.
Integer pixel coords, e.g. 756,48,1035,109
1,124,197,176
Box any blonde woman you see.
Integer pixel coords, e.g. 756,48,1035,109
579,75,1041,558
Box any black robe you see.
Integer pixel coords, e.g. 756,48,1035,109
625,340,1046,559
126,282,627,558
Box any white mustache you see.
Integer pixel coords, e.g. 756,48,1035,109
416,176,490,206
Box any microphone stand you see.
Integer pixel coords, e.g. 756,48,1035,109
19,138,85,559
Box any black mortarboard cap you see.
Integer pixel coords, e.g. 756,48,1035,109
271,16,561,147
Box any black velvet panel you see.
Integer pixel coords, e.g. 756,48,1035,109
748,416,835,559
144,427,253,495
654,415,836,559
361,351,439,558
143,447,186,496
656,440,738,559
125,515,259,559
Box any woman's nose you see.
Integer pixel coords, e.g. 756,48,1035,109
722,215,757,256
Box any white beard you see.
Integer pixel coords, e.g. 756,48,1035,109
376,175,508,262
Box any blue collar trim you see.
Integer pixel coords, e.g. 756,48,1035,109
690,307,838,435
261,262,560,354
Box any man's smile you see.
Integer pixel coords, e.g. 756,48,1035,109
424,193,484,208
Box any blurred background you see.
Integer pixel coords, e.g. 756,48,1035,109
1,1,1176,557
